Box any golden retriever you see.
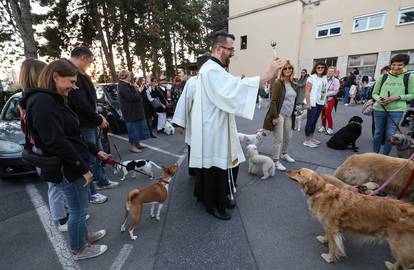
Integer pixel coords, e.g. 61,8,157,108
335,153,414,201
287,168,414,270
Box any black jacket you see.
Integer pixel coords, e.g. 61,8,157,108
67,71,103,129
117,80,145,122
20,89,98,182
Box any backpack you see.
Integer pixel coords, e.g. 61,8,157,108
378,72,411,96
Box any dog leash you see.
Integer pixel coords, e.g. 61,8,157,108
368,152,414,196
102,156,153,178
380,104,404,134
398,169,414,199
227,168,237,201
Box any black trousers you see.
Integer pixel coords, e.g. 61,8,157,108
194,165,239,210
187,145,199,176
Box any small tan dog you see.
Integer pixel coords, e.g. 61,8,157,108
288,168,414,270
121,164,179,240
335,153,414,201
246,144,275,179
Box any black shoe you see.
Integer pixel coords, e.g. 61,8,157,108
206,208,231,220
226,199,236,209
150,133,157,138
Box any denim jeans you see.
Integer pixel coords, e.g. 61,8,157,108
80,128,110,188
373,110,403,155
343,86,350,104
61,177,88,252
305,105,323,137
47,182,67,221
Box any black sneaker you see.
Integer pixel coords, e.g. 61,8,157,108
206,208,231,220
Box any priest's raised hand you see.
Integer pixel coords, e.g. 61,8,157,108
260,58,286,87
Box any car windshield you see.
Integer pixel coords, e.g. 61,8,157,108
3,97,21,121
105,85,119,101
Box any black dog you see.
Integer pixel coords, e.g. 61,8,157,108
327,116,363,152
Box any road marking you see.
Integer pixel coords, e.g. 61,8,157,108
25,184,81,270
108,133,183,158
109,244,133,270
315,166,336,175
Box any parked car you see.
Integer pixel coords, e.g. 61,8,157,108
95,83,126,134
0,92,36,178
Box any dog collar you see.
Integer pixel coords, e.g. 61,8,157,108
348,121,361,126
158,179,170,185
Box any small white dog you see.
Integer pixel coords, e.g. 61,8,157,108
294,104,307,131
114,160,161,180
163,120,175,135
245,144,275,180
238,129,267,146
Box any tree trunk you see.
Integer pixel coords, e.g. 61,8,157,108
9,0,37,58
120,12,133,71
161,25,174,80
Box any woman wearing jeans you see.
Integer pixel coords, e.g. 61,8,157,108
303,62,327,148
372,54,414,155
21,59,109,260
318,66,339,135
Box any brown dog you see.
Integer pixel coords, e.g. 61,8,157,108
121,164,179,240
335,153,414,201
287,168,414,270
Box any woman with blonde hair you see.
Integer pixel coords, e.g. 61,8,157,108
263,60,297,171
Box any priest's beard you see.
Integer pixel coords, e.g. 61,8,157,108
224,57,231,68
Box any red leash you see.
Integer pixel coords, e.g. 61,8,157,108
380,104,403,134
398,169,414,199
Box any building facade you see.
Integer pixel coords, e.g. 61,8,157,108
228,0,414,79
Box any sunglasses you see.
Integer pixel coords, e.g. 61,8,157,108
316,66,325,70
220,46,235,52
283,67,293,70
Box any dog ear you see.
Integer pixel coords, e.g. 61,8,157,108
303,173,325,196
243,136,250,144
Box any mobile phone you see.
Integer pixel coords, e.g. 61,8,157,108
388,91,391,97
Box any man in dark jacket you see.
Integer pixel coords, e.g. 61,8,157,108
68,47,118,204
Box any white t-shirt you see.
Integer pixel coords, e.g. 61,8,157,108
307,74,327,106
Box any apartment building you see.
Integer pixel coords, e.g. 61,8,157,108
228,0,414,79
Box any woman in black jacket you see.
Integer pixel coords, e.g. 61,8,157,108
20,59,109,260
117,70,150,153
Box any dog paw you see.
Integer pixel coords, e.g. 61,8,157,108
120,225,126,232
321,253,334,263
156,216,160,221
384,261,397,270
150,213,155,219
131,235,138,240
316,235,328,244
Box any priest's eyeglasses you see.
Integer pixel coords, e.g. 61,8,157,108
220,46,235,52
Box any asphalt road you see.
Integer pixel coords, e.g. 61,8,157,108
0,102,395,270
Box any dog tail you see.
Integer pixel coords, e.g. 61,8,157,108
149,161,162,169
127,189,140,210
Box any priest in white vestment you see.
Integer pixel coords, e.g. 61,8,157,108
188,31,284,220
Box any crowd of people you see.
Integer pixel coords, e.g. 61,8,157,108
15,29,413,261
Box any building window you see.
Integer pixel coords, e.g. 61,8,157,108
391,50,414,71
240,35,247,50
347,53,378,78
316,21,342,38
398,6,414,25
313,57,338,67
353,12,385,32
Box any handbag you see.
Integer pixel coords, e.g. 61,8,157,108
22,148,61,168
150,97,163,110
362,99,374,115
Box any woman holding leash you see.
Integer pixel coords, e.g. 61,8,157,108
20,59,109,260
372,54,414,155
318,66,339,135
263,60,297,171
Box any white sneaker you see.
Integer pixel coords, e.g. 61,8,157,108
89,193,108,204
73,244,108,260
318,127,326,133
344,103,349,106
96,180,119,190
303,141,318,148
275,161,286,171
326,128,334,135
312,138,321,145
281,154,295,163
